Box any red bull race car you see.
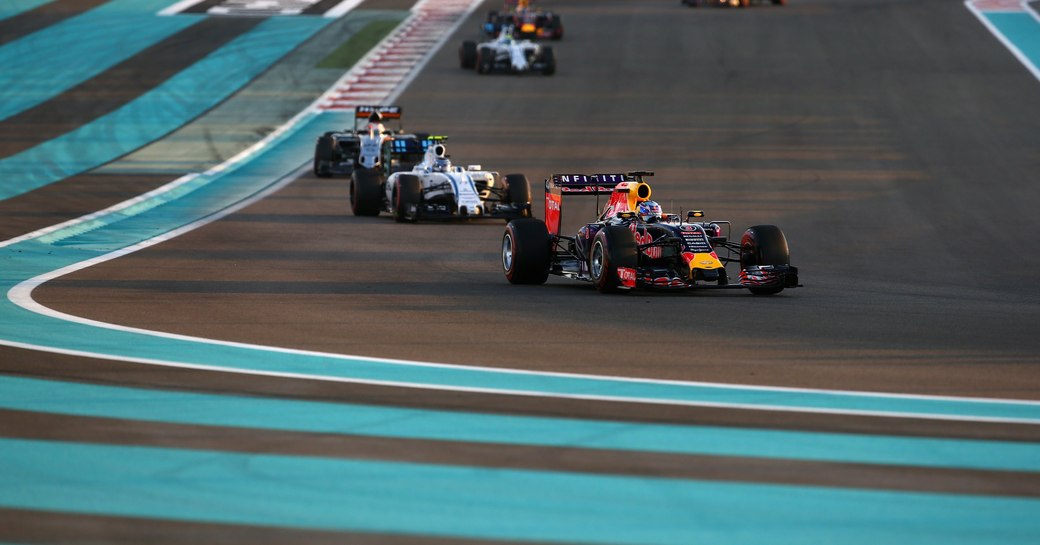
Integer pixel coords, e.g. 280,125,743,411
682,0,787,7
501,171,800,294
483,0,563,40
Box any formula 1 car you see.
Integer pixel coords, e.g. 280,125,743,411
501,171,800,294
312,105,428,179
483,0,563,40
459,26,555,75
351,137,532,222
682,0,786,7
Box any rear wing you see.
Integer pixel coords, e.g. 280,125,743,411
544,171,654,235
354,105,402,119
354,105,402,132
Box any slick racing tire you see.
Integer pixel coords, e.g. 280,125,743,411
476,47,494,74
459,41,477,69
393,174,422,223
740,224,790,295
549,14,563,40
503,219,550,285
313,133,335,178
591,225,638,293
539,46,556,76
504,173,532,218
350,169,382,217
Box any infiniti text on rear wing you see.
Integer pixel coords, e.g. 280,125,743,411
544,173,633,235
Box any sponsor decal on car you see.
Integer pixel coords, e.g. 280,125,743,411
617,267,637,288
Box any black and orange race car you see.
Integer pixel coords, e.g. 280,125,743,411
501,171,800,294
483,1,563,41
682,0,787,7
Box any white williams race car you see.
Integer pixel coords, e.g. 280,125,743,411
350,137,532,222
459,26,555,75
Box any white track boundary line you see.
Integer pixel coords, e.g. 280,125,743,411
3,0,1039,422
3,339,1039,425
160,0,365,17
965,0,1040,83
1023,0,1040,23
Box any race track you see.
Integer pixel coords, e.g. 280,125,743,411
2,0,1039,543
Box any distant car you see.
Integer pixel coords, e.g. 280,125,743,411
501,171,800,294
682,0,787,7
459,26,555,76
483,1,563,40
312,105,427,179
351,137,532,222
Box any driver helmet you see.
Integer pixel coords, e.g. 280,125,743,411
637,200,662,223
433,157,452,172
366,111,384,134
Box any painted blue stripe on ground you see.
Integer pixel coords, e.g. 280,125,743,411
0,0,199,123
2,375,1038,472
3,438,1039,545
985,12,1040,72
0,0,52,21
0,15,329,201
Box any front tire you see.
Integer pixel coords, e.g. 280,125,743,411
740,225,790,295
590,225,638,293
393,174,422,223
350,169,382,216
503,219,550,284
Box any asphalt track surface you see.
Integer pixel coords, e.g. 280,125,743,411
1,0,1040,543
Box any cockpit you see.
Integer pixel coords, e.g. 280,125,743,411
432,157,452,172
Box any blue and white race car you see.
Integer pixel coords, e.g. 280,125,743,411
350,137,533,222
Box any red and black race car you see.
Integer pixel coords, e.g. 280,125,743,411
483,1,563,41
682,0,787,7
501,171,800,294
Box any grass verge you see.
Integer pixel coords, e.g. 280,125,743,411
317,17,405,69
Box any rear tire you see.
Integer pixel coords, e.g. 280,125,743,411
459,41,477,69
393,174,422,223
504,173,531,217
549,14,563,40
740,225,790,295
591,225,638,293
313,134,335,178
350,169,382,217
503,219,551,285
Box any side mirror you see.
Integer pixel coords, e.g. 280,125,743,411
687,210,704,219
